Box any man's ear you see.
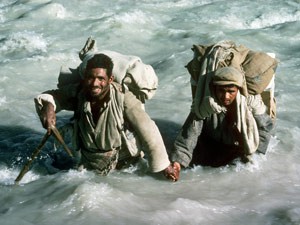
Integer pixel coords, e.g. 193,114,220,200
109,75,114,83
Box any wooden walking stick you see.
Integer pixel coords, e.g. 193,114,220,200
50,125,73,158
15,125,73,185
15,131,51,185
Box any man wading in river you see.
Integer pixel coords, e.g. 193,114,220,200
170,66,274,169
35,50,180,181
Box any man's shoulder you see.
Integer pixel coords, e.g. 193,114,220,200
110,82,144,110
111,82,124,93
111,82,135,98
246,94,262,105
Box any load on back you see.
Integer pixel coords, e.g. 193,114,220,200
58,37,159,105
185,40,278,120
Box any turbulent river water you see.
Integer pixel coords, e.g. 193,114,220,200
0,0,300,224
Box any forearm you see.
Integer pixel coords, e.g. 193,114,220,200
254,113,274,154
247,94,274,154
34,93,59,115
124,95,170,172
34,83,80,115
33,96,56,134
128,113,170,172
171,112,203,168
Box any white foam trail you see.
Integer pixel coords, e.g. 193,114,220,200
0,166,40,185
0,31,47,54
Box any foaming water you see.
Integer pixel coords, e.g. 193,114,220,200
0,0,300,224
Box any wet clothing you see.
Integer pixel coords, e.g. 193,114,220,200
35,82,170,174
171,93,274,168
172,41,275,168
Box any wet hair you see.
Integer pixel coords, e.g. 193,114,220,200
85,54,114,77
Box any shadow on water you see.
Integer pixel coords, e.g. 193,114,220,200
0,124,74,175
0,118,182,176
153,118,181,153
0,125,46,166
264,207,300,225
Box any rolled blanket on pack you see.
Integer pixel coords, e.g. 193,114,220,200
78,50,158,103
58,37,159,103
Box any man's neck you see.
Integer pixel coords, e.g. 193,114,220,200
224,100,237,124
89,89,111,123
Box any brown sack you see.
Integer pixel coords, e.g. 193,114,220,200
242,51,278,95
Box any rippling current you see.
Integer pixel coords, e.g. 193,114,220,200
0,0,300,224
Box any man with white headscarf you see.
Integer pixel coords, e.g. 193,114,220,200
170,66,274,169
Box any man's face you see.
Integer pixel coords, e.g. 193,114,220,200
84,68,113,100
215,85,238,107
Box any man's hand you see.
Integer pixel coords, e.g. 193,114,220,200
164,162,181,182
40,101,56,135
